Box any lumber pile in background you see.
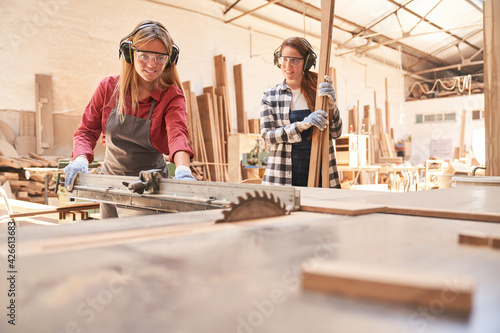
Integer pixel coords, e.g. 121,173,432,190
183,54,261,182
0,154,58,204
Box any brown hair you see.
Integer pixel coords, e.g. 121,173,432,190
279,37,318,111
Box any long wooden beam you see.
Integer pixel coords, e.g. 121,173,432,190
308,0,335,188
484,0,500,176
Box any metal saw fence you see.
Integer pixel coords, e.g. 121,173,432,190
69,174,300,213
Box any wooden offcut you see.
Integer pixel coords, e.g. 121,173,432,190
458,230,491,246
302,260,474,314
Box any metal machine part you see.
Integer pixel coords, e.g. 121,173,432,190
122,169,162,194
215,191,288,223
68,174,300,215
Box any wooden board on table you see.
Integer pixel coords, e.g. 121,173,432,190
302,260,473,314
300,200,386,216
299,186,500,222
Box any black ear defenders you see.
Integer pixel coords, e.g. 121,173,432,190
273,37,317,72
119,23,179,67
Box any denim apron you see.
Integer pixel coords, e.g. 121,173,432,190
290,109,312,187
100,99,168,218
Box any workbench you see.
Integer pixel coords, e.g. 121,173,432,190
2,186,500,333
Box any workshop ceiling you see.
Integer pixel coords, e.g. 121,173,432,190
213,0,484,81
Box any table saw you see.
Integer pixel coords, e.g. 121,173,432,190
2,178,500,333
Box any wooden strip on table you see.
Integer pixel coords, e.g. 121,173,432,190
302,260,474,315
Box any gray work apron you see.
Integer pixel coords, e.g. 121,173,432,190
100,99,168,219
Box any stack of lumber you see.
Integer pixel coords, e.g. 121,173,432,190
1,170,57,204
184,54,258,182
0,152,58,169
0,153,58,203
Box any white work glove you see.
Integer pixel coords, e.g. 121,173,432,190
297,110,328,132
173,165,197,181
64,155,89,190
317,75,336,109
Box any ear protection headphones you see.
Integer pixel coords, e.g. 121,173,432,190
119,22,179,67
273,37,317,73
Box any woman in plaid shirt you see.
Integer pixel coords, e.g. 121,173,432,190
260,37,343,188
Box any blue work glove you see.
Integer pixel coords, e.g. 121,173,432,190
64,155,89,190
317,75,336,108
173,165,197,181
297,110,328,132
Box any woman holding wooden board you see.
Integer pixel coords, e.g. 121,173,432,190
260,37,342,187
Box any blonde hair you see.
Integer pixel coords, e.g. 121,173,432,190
115,20,184,119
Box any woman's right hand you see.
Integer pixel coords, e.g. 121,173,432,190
64,155,89,191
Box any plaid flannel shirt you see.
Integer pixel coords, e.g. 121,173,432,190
260,79,343,188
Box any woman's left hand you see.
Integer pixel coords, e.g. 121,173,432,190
317,75,336,108
173,165,197,181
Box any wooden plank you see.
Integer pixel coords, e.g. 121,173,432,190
196,94,218,181
203,87,223,181
227,133,262,183
459,110,466,158
385,205,500,223
308,0,336,188
233,64,248,134
215,86,230,163
247,119,260,134
300,201,386,216
302,260,473,314
484,0,500,176
0,139,19,158
214,55,234,134
217,95,228,181
182,81,194,149
19,111,36,137
492,236,500,249
458,231,491,246
385,77,390,134
189,91,211,180
0,120,15,146
35,74,54,154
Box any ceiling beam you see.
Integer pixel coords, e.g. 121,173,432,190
224,0,283,24
408,60,483,76
267,0,451,71
406,28,483,70
464,0,483,13
385,0,481,51
337,0,415,49
223,0,242,15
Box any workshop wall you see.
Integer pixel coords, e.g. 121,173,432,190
0,0,406,159
403,93,485,165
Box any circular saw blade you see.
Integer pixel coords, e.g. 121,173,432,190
216,191,288,223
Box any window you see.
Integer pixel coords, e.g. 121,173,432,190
416,112,457,124
472,110,484,120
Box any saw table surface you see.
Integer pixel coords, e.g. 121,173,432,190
2,186,500,333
